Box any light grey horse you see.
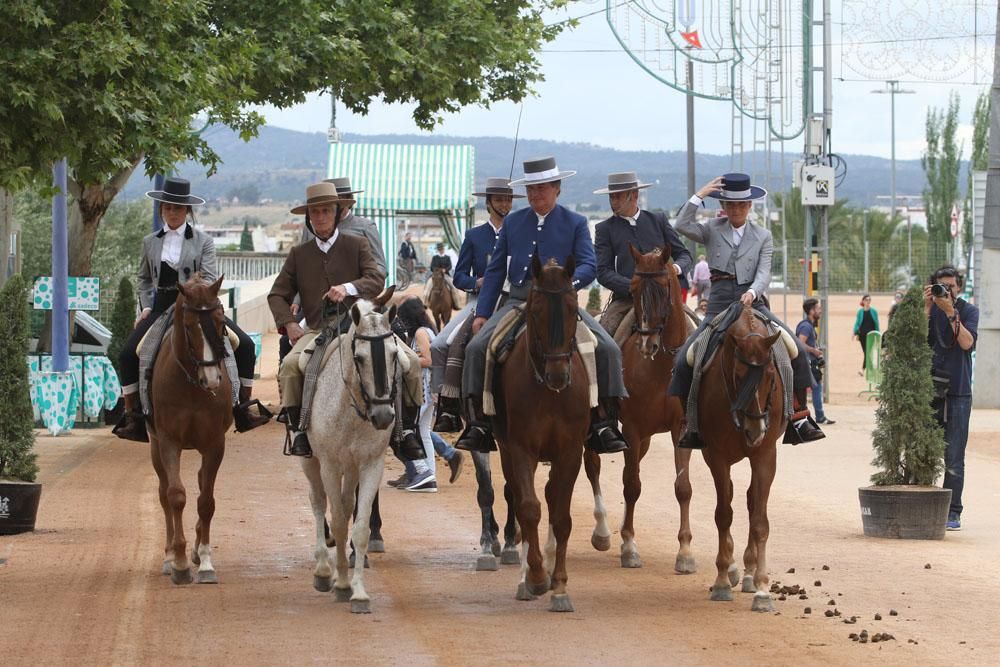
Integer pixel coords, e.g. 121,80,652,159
300,289,405,613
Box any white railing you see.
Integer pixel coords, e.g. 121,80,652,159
216,251,286,282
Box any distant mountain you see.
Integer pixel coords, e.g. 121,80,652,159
122,125,949,210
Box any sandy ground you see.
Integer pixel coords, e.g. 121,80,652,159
3,294,999,666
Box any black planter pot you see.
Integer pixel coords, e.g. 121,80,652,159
0,480,43,535
858,485,951,540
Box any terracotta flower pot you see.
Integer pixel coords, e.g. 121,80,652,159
858,485,951,540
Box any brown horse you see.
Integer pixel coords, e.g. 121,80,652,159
585,244,696,571
426,267,455,330
148,275,233,585
697,304,785,611
493,256,590,612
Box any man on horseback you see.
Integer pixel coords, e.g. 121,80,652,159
297,177,386,275
269,182,425,460
431,177,523,432
456,156,628,455
593,171,693,338
424,242,461,305
668,174,825,448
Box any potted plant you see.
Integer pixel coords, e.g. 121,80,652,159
0,274,42,534
586,285,603,317
859,285,949,539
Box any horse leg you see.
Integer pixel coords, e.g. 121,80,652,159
741,480,758,593
501,449,544,599
368,491,384,553
673,433,697,574
324,465,352,601
150,436,174,576
546,451,582,612
301,457,333,592
500,480,520,565
707,456,735,601
349,459,384,614
619,431,647,568
748,449,777,612
192,444,224,584
159,441,192,585
472,451,500,571
583,449,611,552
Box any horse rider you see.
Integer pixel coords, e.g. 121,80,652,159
398,232,417,276
299,177,387,275
593,171,693,338
424,241,461,304
431,177,523,431
457,156,629,455
668,174,825,447
113,177,270,442
268,181,425,460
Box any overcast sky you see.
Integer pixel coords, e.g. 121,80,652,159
251,1,992,163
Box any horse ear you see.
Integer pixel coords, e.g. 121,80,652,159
209,274,225,295
764,330,782,349
629,243,642,262
531,253,543,279
563,254,576,280
386,304,397,326
373,285,396,309
176,282,189,298
661,245,673,262
351,303,362,327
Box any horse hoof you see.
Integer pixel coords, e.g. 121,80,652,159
515,583,536,601
351,599,372,614
501,549,521,566
674,554,697,574
196,569,218,585
476,555,499,571
190,549,201,566
527,578,550,597
710,584,734,601
591,533,611,552
549,594,574,613
334,587,352,602
313,575,333,592
170,567,193,586
741,575,756,593
491,540,502,558
620,552,643,569
751,592,774,612
161,559,172,576
368,539,385,554
727,564,741,587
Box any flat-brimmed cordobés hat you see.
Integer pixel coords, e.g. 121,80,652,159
323,176,364,197
593,171,654,195
507,156,576,186
290,182,355,214
707,172,767,201
145,177,205,206
472,177,525,198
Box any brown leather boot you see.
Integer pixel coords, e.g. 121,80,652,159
112,393,149,443
233,385,273,433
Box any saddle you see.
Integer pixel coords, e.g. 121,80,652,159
296,310,354,432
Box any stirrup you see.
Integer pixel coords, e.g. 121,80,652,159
112,411,150,443
586,422,628,454
456,422,497,453
233,399,274,433
433,411,463,433
283,430,312,457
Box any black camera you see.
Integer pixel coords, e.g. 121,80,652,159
815,357,826,368
931,283,950,298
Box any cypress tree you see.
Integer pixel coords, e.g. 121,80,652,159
587,285,602,314
0,274,38,482
239,218,254,252
107,276,136,374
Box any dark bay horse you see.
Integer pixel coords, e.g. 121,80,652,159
585,244,696,571
697,304,785,612
426,267,455,330
493,256,590,612
470,452,519,571
148,274,232,585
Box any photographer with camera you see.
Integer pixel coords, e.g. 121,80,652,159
796,298,835,426
925,266,978,531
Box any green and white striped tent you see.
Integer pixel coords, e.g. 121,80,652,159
327,143,475,285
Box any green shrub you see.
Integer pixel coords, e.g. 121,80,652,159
0,274,38,482
587,285,602,313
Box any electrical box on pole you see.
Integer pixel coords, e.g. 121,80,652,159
800,165,835,206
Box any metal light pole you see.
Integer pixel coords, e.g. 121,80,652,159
872,81,916,280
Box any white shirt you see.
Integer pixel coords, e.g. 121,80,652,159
536,213,546,229
314,229,358,296
160,222,187,268
620,205,640,226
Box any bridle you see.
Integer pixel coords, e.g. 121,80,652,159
334,303,399,423
525,283,578,390
720,331,777,439
632,268,672,336
174,299,227,393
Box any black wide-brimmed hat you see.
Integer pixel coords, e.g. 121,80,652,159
707,173,767,201
145,177,206,206
472,177,525,198
324,176,365,197
507,156,576,186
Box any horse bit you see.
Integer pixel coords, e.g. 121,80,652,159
175,300,228,394
722,332,777,434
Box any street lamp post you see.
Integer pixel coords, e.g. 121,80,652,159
872,81,916,280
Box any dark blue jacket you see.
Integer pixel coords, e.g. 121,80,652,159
594,209,693,300
476,204,597,319
453,221,500,292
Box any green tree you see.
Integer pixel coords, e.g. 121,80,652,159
227,183,261,206
922,92,963,268
870,286,946,486
239,218,255,252
963,91,990,268
107,276,136,375
0,274,38,482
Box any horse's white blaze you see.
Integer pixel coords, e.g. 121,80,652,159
593,492,611,539
197,543,214,572
200,337,221,389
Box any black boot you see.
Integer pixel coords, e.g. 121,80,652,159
586,400,628,454
432,395,463,433
783,388,826,445
234,386,273,433
395,403,428,461
455,398,496,453
677,418,704,450
112,393,149,443
283,406,312,457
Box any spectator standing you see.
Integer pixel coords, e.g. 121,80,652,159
691,254,711,301
852,294,880,375
887,290,904,325
796,298,835,426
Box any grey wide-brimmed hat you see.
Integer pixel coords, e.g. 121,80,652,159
507,156,576,186
593,171,654,195
472,177,525,198
706,172,767,201
323,176,364,197
289,182,356,215
145,177,206,206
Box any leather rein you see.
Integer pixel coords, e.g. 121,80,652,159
720,331,777,435
632,268,682,356
525,283,579,390
173,300,228,394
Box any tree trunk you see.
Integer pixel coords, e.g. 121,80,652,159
67,158,141,277
0,188,14,288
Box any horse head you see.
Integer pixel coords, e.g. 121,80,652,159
175,274,227,392
527,254,578,392
723,306,782,448
431,267,446,287
628,243,677,359
349,296,400,430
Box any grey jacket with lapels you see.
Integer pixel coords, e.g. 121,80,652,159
674,198,772,298
137,223,218,310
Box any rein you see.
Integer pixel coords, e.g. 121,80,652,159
333,303,399,423
173,300,227,393
632,268,681,355
526,283,578,390
720,332,776,436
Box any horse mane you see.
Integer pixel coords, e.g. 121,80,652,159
535,261,573,347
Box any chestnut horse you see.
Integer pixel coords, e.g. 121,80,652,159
493,256,590,612
697,304,785,612
426,267,455,330
149,275,232,585
585,244,696,571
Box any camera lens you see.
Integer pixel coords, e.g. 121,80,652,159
932,283,948,297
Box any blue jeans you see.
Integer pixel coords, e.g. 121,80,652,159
404,431,456,478
943,395,973,518
810,377,825,421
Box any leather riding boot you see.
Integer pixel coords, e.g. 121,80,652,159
233,385,273,433
432,395,463,433
396,403,428,461
677,418,704,450
586,399,628,454
112,392,149,443
783,388,825,445
283,406,312,457
455,398,496,452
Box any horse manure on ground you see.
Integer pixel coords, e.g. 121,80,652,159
924,563,932,569
874,613,882,620
889,609,899,616
822,564,830,570
799,594,808,600
804,607,812,614
787,567,795,573
828,599,836,605
814,580,822,586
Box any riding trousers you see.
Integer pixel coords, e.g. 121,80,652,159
430,294,477,392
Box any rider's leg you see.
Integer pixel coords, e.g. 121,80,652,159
671,335,703,450
456,315,501,453
431,312,467,432
598,297,632,338
280,331,319,457
580,308,628,454
112,313,159,442
227,318,271,433
782,334,825,444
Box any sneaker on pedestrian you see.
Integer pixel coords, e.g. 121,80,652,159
816,416,836,425
447,450,464,484
946,514,961,531
404,470,437,492
386,473,409,488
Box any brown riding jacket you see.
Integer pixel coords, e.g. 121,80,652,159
268,233,384,331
